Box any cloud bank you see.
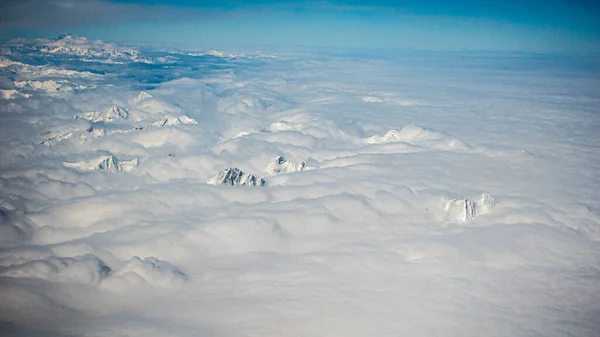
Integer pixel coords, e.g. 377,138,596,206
0,35,599,336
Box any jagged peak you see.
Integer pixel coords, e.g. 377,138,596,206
75,105,129,123
63,155,138,172
152,115,197,127
208,167,266,187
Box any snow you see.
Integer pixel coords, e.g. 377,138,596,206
442,193,497,223
266,156,312,175
63,155,138,172
76,106,129,122
5,34,158,64
362,125,470,149
208,167,267,186
13,80,80,93
151,114,198,127
0,56,25,68
85,125,106,138
134,91,153,102
40,130,77,147
1,35,599,337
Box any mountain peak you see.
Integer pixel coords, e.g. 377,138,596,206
63,155,138,172
56,33,87,42
106,106,129,121
75,105,129,123
266,156,311,175
135,91,153,101
208,167,266,187
444,193,496,222
57,33,75,40
152,115,197,127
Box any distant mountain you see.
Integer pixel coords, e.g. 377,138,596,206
76,106,129,123
444,193,496,222
363,125,443,144
40,130,77,147
63,155,138,172
152,115,197,127
40,125,105,147
13,79,83,93
208,167,266,187
266,156,311,175
5,34,158,64
134,91,153,102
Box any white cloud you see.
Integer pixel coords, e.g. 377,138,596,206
0,34,599,337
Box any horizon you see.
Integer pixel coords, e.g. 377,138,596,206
5,32,600,57
1,0,599,53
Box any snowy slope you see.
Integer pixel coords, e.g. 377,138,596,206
266,156,312,175
63,155,138,172
4,34,158,63
208,167,267,186
152,115,197,127
76,106,129,122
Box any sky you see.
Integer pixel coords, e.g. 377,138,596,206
1,0,599,52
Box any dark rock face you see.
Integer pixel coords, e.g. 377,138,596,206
208,167,266,187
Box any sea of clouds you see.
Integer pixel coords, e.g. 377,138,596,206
1,35,599,336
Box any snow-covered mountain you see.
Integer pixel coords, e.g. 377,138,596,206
76,106,129,123
444,193,496,223
63,155,138,172
362,125,470,149
14,80,87,93
40,130,77,147
208,167,267,187
151,115,197,127
40,34,140,61
134,91,153,102
40,125,105,147
0,56,25,68
84,125,105,139
4,34,158,64
266,156,312,175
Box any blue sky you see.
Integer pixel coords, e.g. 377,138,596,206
1,0,599,52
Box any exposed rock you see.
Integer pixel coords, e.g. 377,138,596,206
266,156,311,175
208,167,266,187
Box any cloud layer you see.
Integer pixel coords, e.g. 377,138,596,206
0,35,599,336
